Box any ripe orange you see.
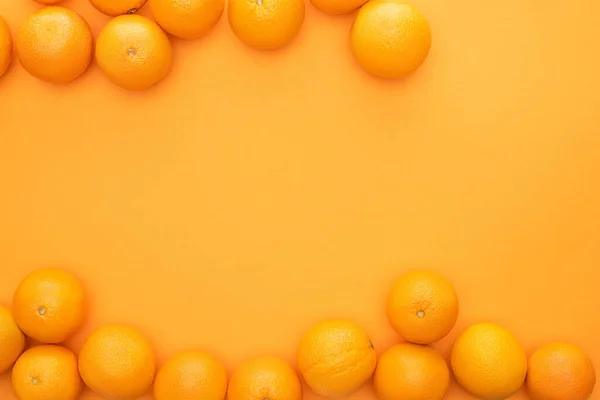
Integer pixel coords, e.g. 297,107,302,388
374,343,449,400
13,268,86,344
526,342,596,400
0,16,12,79
96,15,173,91
228,0,304,50
79,325,156,399
0,306,26,374
451,322,527,400
387,270,458,344
310,0,366,15
12,345,82,400
90,0,149,17
154,351,228,400
15,7,93,84
228,356,302,400
297,320,377,398
150,0,224,40
350,0,432,79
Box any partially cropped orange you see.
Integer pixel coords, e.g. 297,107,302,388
13,268,86,344
96,15,172,91
79,325,156,399
350,0,431,79
0,16,12,79
374,343,449,400
12,345,82,400
16,7,93,84
527,342,596,400
451,322,527,400
90,0,149,16
310,0,366,15
154,351,228,400
228,0,305,50
0,306,25,374
297,320,377,398
150,0,224,40
228,356,301,400
387,270,458,344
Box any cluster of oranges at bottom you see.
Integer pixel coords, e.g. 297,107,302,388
0,268,596,400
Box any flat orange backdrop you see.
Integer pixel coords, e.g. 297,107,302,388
1,0,600,399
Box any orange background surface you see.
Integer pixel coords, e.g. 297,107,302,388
1,0,600,398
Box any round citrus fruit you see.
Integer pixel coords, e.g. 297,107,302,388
12,345,82,400
297,320,377,398
0,16,12,79
154,351,228,400
228,356,301,400
13,268,86,344
0,306,26,374
526,342,596,400
16,7,93,84
387,270,458,344
451,322,527,400
150,0,224,40
90,0,149,16
350,0,431,79
310,0,366,15
96,15,172,91
228,0,304,50
79,325,156,399
374,343,449,400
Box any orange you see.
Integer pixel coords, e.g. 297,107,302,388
228,0,304,50
0,16,11,79
350,0,432,79
13,268,86,344
12,345,82,400
96,15,173,91
90,0,149,17
228,356,301,400
310,0,366,15
79,325,156,399
0,306,25,374
526,342,596,400
15,7,93,84
451,322,527,400
386,270,458,344
374,343,449,400
297,320,377,398
149,0,224,40
154,351,228,400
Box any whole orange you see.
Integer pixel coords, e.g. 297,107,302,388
297,320,377,398
0,306,26,374
228,0,304,50
228,356,301,400
16,7,93,84
12,345,82,400
90,0,149,16
79,325,156,399
527,342,596,400
154,351,228,400
374,343,449,400
310,0,366,15
350,0,431,79
13,268,86,344
0,16,11,79
451,322,527,400
96,15,172,91
387,270,458,344
150,0,224,40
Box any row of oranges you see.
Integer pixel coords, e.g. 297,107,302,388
0,268,596,400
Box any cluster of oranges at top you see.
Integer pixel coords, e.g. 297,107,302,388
0,0,433,90
0,267,596,400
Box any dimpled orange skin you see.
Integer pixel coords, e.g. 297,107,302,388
0,16,12,79
13,268,86,344
227,0,305,50
90,0,149,17
451,322,528,400
0,306,25,374
154,351,228,400
149,0,224,40
387,270,458,344
310,0,367,15
12,345,82,400
374,343,449,400
350,0,431,79
78,325,156,399
297,320,377,398
95,15,172,91
526,342,596,400
228,356,302,400
15,7,93,84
